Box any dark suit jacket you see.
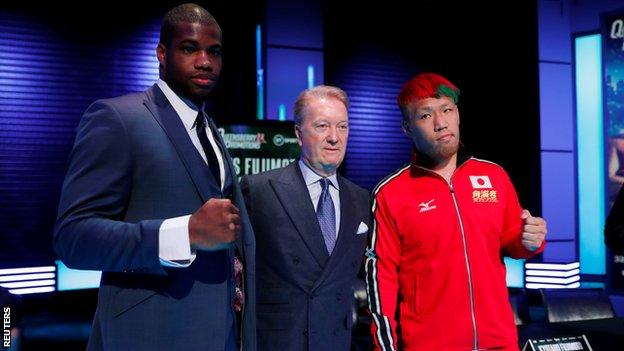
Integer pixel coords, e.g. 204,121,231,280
54,84,256,351
241,161,369,351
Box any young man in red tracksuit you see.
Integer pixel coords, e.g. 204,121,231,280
365,73,547,351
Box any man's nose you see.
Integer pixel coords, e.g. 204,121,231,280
433,113,448,132
327,126,339,143
195,52,213,70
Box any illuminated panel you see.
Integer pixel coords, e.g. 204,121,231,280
574,34,605,275
56,260,101,291
0,265,56,295
307,65,315,89
505,257,525,288
256,24,264,120
525,261,581,289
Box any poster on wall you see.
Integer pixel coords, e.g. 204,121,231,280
220,121,300,179
602,10,624,290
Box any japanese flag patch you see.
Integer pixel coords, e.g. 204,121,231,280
469,175,492,189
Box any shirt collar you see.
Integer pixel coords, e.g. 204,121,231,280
298,159,339,190
157,79,203,131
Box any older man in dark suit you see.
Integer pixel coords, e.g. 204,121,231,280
241,86,370,351
54,4,255,350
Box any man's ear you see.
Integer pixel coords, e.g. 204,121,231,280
294,125,303,147
401,119,411,137
156,43,166,68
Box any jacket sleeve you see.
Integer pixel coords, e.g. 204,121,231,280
499,170,544,258
53,101,165,275
605,186,624,255
365,190,400,351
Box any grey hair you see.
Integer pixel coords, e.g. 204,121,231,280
293,85,349,126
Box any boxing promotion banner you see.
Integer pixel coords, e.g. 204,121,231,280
602,10,624,290
220,121,300,179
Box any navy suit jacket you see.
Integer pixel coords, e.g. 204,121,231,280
54,85,256,351
241,162,369,351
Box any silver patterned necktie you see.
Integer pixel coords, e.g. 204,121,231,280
317,178,336,254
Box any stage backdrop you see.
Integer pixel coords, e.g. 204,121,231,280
221,122,299,179
602,9,624,290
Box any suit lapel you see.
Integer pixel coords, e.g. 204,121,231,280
270,163,329,268
312,175,359,290
143,85,221,203
208,118,246,256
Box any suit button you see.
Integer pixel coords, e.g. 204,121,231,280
303,329,309,336
292,257,300,265
336,293,342,301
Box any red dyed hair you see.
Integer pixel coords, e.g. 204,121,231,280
397,73,460,114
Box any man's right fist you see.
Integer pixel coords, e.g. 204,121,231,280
189,198,241,251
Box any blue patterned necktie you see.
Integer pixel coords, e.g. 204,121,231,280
317,178,336,254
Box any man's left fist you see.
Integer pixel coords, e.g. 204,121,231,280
521,209,547,252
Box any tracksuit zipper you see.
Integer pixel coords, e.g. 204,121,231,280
449,182,478,351
416,162,478,350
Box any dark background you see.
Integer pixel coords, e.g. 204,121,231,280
325,1,541,210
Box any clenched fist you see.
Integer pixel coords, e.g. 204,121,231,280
521,209,547,252
189,198,241,251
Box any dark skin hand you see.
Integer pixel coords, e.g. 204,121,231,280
189,198,241,250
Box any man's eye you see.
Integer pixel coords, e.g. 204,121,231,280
420,114,431,120
182,47,195,54
209,48,222,57
315,124,328,131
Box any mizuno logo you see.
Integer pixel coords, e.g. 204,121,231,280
418,199,437,213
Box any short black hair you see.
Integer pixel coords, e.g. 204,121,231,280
160,3,220,46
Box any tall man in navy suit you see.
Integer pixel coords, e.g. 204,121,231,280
241,86,370,350
54,4,255,350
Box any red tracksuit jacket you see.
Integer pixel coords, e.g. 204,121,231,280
366,155,544,351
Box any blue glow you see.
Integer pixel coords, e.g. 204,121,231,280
0,15,161,279
256,25,264,120
56,260,101,291
504,257,525,288
540,152,575,243
307,65,314,89
278,104,286,121
575,34,605,275
266,48,323,121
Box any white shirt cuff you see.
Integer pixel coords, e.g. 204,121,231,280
159,215,196,267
